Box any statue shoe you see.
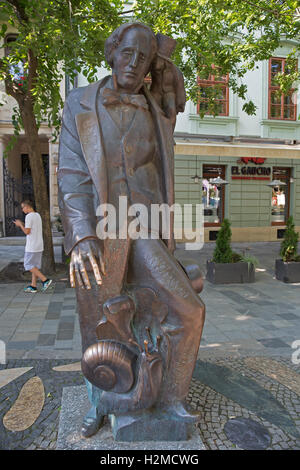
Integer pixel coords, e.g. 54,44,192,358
81,406,104,438
162,401,201,423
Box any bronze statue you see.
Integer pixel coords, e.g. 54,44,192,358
58,22,205,442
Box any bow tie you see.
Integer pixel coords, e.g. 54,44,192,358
102,88,149,110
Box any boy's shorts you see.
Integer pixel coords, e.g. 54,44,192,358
24,251,43,271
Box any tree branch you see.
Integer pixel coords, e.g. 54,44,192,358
27,48,38,99
118,9,134,15
4,76,24,106
4,0,29,24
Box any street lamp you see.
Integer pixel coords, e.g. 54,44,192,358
266,179,286,187
210,175,228,186
267,179,287,224
209,170,228,223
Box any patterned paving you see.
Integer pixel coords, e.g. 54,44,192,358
0,356,299,450
0,241,299,449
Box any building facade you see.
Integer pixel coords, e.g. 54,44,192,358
0,34,299,242
172,40,300,242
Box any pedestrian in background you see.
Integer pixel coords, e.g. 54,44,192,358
13,200,52,293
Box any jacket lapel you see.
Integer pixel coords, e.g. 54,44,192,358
75,76,110,206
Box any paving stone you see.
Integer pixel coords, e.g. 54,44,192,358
26,444,37,450
244,357,300,396
39,321,59,335
8,341,37,350
0,367,33,389
278,313,300,321
224,417,271,450
54,339,74,349
257,338,290,348
3,376,45,432
37,334,56,346
56,329,74,341
45,311,61,320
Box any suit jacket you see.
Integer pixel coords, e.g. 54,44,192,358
58,76,175,255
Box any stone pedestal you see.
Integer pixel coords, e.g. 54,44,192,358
110,409,193,442
56,385,206,451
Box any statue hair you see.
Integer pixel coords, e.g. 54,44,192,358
104,22,158,68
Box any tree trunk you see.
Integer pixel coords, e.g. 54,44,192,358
20,100,55,274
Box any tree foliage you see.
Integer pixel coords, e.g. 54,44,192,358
0,0,123,140
134,0,300,116
0,0,123,271
280,216,300,262
0,0,299,133
213,218,233,263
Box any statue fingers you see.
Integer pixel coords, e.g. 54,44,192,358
69,250,79,288
72,250,85,288
78,252,91,290
97,248,106,276
69,261,76,288
74,264,84,289
87,251,102,286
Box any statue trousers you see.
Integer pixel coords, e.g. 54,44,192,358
76,238,205,409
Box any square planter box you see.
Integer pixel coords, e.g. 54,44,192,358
275,259,300,283
206,260,255,284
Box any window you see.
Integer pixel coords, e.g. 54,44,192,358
268,58,297,121
271,167,291,225
202,165,226,226
197,66,229,116
4,34,18,56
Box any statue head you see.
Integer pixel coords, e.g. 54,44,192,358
104,23,157,93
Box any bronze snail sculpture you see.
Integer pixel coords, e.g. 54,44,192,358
81,337,163,416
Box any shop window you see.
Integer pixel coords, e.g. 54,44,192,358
197,66,229,116
202,165,226,226
268,58,297,121
271,167,291,225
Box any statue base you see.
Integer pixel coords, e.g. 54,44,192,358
56,385,206,450
110,409,193,442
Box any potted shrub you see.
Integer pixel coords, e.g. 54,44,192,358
206,218,256,284
275,216,300,283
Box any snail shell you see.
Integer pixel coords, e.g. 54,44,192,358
81,340,137,393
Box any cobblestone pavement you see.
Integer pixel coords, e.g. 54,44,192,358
1,242,299,361
0,241,299,450
0,356,299,450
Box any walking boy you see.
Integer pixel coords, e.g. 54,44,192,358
13,200,52,293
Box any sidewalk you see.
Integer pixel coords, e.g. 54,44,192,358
0,241,299,450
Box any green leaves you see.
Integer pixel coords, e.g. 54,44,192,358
1,0,124,133
212,218,233,264
280,216,299,262
2,0,300,126
134,0,300,116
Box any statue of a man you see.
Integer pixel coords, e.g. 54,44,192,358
58,22,205,441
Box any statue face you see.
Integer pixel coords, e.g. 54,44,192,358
112,27,153,93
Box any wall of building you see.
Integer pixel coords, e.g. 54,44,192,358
174,150,300,242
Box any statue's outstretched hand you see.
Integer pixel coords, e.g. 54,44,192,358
69,239,105,289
